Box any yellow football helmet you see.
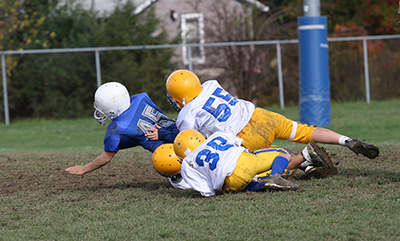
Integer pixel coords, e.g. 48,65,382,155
166,69,202,111
152,144,182,176
173,129,205,159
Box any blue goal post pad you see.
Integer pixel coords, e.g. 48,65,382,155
298,16,331,127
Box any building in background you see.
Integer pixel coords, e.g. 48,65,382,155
75,0,268,71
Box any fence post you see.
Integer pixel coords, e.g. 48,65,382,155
363,38,371,104
1,54,10,126
95,49,102,87
276,42,284,109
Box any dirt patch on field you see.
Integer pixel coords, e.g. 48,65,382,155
0,149,170,196
0,145,396,196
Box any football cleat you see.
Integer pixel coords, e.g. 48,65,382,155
305,142,333,169
345,138,379,159
262,173,299,190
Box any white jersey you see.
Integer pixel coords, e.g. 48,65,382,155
181,131,246,196
168,176,191,189
176,80,255,137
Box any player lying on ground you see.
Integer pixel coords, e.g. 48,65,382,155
65,82,180,177
165,70,379,177
153,129,337,196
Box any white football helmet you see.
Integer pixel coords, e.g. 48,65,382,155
93,82,130,126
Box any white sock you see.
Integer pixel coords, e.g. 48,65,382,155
339,136,350,146
300,146,312,170
301,146,312,162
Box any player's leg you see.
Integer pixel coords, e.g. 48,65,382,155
247,142,337,186
239,107,379,160
311,127,379,159
224,147,299,192
224,152,263,192
244,167,297,191
237,108,276,151
262,155,299,190
252,148,299,190
238,108,313,150
256,108,379,159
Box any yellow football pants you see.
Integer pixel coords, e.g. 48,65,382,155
237,107,315,152
224,147,292,192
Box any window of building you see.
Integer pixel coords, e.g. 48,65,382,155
180,13,205,65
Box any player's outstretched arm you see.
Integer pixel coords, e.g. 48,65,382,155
65,151,115,175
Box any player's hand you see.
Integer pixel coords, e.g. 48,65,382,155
145,124,161,140
65,165,85,175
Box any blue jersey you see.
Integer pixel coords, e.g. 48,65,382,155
103,93,178,153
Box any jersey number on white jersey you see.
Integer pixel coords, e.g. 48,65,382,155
201,88,238,122
195,136,234,171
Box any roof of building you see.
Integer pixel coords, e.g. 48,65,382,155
76,0,269,15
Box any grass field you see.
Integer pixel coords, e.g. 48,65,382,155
1,100,400,240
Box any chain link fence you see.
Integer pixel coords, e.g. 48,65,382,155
2,34,400,125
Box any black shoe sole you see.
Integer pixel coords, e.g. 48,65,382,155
350,142,379,159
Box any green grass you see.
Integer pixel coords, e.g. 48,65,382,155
268,100,400,147
0,118,105,151
1,100,400,240
1,100,398,151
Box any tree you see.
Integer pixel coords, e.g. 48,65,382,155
96,1,177,111
203,0,400,105
6,0,176,120
0,0,49,77
200,0,297,106
324,0,400,102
